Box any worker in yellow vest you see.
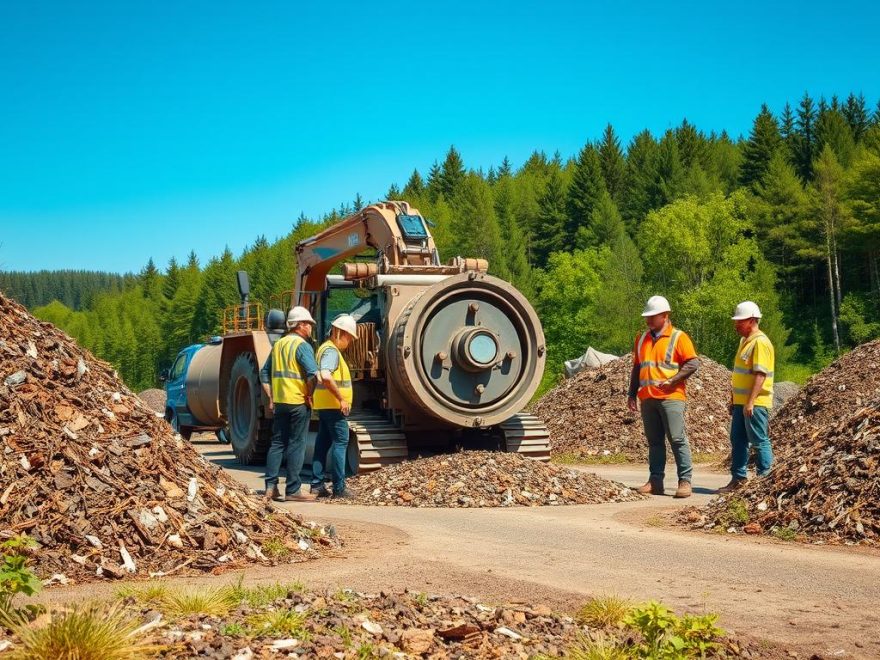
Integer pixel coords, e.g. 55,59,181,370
310,314,357,499
627,296,700,498
718,301,775,493
259,306,319,502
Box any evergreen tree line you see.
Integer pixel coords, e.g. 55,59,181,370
18,91,880,393
0,270,134,309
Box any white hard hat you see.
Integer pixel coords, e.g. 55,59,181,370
331,313,358,339
731,301,762,320
641,295,672,317
286,306,316,327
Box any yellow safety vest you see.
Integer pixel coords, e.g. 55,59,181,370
313,340,353,410
271,334,308,405
731,332,775,407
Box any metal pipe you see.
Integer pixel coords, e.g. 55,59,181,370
371,274,451,286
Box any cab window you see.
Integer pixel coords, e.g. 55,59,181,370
169,354,187,381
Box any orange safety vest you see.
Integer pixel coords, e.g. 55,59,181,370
634,326,692,401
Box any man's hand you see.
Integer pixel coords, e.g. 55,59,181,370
744,401,755,417
627,396,638,413
658,379,675,392
268,399,274,413
305,395,313,409
340,400,352,416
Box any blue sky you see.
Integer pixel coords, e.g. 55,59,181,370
1,1,878,273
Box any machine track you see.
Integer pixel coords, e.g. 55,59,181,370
498,413,551,461
349,412,409,474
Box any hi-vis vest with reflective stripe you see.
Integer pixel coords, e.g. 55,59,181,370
731,332,775,408
313,340,353,410
635,327,688,401
271,334,308,405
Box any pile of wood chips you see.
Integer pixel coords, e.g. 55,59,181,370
532,354,732,460
0,292,336,584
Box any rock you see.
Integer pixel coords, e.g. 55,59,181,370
401,628,435,654
4,370,26,386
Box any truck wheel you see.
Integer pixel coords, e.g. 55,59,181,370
227,352,270,465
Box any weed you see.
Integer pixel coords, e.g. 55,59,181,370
552,452,630,466
771,526,797,541
115,582,169,605
564,633,630,660
159,586,238,617
220,622,246,637
0,535,41,617
412,592,429,608
357,641,380,658
228,580,305,608
333,588,357,603
9,602,164,659
576,595,632,628
247,609,309,639
644,515,666,528
720,497,750,526
260,537,290,559
333,623,354,648
624,601,724,658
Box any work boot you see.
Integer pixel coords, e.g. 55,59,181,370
716,478,747,494
333,488,356,500
264,486,281,502
673,480,692,498
635,478,665,495
283,491,317,502
311,484,332,499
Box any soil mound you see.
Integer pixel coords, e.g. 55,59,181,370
0,292,336,583
137,388,167,414
532,354,731,460
328,451,645,507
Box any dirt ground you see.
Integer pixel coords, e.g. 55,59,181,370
38,440,880,659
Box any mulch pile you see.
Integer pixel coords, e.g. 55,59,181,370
328,451,645,507
532,354,731,460
0,292,336,583
137,388,167,415
685,341,880,545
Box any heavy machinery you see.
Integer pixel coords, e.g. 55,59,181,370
182,201,550,473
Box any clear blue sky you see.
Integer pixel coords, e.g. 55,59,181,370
1,1,878,273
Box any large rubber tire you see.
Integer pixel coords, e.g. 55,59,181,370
227,352,271,465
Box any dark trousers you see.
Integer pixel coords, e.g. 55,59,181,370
265,402,309,496
640,398,693,482
310,409,350,492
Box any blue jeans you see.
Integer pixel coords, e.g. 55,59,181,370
265,403,310,496
730,404,772,479
640,398,693,482
311,410,350,492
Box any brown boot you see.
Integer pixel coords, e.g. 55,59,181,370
264,486,281,502
673,480,692,498
283,491,317,502
717,478,747,494
635,478,665,495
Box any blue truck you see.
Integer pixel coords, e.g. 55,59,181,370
161,338,227,442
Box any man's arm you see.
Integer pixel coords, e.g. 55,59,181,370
318,347,350,415
260,353,273,409
667,357,700,385
744,373,766,417
296,342,319,407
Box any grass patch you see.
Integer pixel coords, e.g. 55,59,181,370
723,497,750,525
246,609,309,639
115,582,169,605
552,452,631,466
220,622,246,637
228,580,305,608
158,586,238,617
771,526,798,541
644,514,666,528
356,642,380,659
9,603,164,659
412,592,429,608
333,588,357,603
776,362,815,385
564,634,630,660
333,624,354,648
691,451,728,465
260,537,291,559
576,595,632,628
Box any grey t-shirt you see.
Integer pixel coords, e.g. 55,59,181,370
319,345,340,373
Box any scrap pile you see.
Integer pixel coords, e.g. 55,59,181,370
770,339,880,448
689,399,879,545
533,354,731,460
331,451,645,507
137,388,167,415
0,292,336,583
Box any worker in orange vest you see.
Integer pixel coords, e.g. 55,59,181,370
627,296,700,498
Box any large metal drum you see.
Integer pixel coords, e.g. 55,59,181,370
185,343,223,426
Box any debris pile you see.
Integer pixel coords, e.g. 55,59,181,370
686,399,880,545
137,388,167,415
533,354,731,460
331,451,645,507
771,339,880,448
0,292,336,583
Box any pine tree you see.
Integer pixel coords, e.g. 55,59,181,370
874,100,880,126
675,118,706,170
598,124,626,203
577,189,625,249
566,144,606,245
497,156,512,178
494,175,534,297
403,169,425,199
426,161,442,201
794,92,817,180
163,257,180,300
531,169,569,267
739,104,782,189
352,193,364,210
439,146,466,200
780,102,796,161
448,174,506,278
843,93,870,142
139,258,161,300
620,130,659,233
815,109,856,167
653,130,686,207
386,183,401,199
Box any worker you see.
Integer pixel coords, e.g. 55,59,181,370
259,306,319,502
718,301,775,493
310,314,357,499
627,296,700,498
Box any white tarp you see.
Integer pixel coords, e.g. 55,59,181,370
564,346,619,378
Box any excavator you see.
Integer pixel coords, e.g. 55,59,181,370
175,201,550,473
